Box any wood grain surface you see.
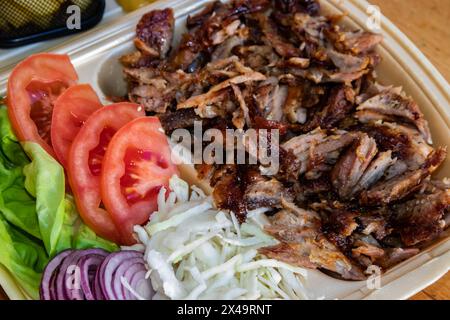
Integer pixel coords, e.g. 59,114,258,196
0,0,449,301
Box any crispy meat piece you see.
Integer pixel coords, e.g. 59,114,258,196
361,147,447,206
244,177,286,210
186,1,221,29
358,214,392,240
234,45,280,72
331,133,378,200
353,150,397,195
177,71,266,110
340,31,383,55
230,0,271,16
260,204,365,280
134,9,174,58
351,241,385,262
212,165,247,221
172,0,269,71
254,78,288,121
231,84,251,129
124,68,194,113
281,129,357,181
360,122,433,174
322,209,359,250
301,85,354,132
258,14,301,58
128,84,171,113
356,90,432,144
274,0,321,16
282,128,327,177
158,108,200,133
394,187,450,246
211,20,242,45
283,85,307,124
212,35,246,61
327,49,370,73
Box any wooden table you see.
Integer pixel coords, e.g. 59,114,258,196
370,0,450,300
0,0,449,301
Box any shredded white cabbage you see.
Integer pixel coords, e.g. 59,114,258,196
135,175,311,300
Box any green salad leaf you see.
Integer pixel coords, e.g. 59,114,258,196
0,105,118,299
0,108,40,239
0,214,48,300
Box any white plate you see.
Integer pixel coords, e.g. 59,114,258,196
0,0,449,300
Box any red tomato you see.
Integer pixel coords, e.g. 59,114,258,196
67,103,145,243
7,53,78,156
100,117,179,244
51,84,102,169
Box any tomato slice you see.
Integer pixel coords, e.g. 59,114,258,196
67,103,145,243
7,53,78,156
51,84,103,169
101,117,179,244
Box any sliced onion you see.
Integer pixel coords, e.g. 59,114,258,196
78,252,108,300
40,249,152,300
112,258,145,300
55,249,109,300
98,251,143,300
40,250,73,300
128,270,152,300
123,264,148,300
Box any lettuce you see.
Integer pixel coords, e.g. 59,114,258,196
0,108,40,239
0,215,47,300
0,106,118,299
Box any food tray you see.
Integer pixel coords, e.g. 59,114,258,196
0,0,449,300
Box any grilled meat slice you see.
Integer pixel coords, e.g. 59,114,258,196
283,85,307,124
393,186,450,246
234,45,280,72
331,133,378,200
274,0,321,16
258,14,300,58
177,71,266,110
322,209,359,250
124,68,194,113
361,147,447,206
353,150,397,195
280,129,356,181
244,177,287,210
158,108,200,133
356,90,432,144
260,203,365,280
358,214,392,240
301,85,354,132
212,35,246,61
351,241,385,263
171,0,269,71
360,122,434,178
134,9,174,59
329,30,383,55
327,49,370,74
281,128,327,178
254,77,288,121
212,165,247,221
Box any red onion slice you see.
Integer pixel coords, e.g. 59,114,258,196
40,250,73,300
78,254,107,300
112,258,146,300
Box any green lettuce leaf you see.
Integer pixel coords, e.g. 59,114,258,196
0,108,41,239
0,106,118,299
22,142,67,257
0,214,47,300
